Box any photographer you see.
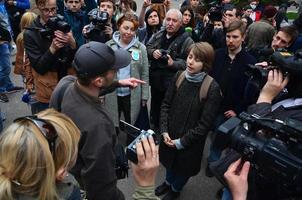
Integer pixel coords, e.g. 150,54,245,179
146,9,194,131
221,54,302,200
83,0,116,43
24,0,77,114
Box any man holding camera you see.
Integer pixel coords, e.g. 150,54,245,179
50,42,147,200
24,0,77,114
83,0,116,43
146,8,194,131
221,51,302,200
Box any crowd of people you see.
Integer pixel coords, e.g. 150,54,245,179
0,0,302,199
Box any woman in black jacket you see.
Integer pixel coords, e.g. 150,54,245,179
155,42,223,200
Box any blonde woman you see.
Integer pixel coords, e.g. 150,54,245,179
0,109,81,200
14,12,36,92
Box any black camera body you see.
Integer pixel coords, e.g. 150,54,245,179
151,0,164,3
40,15,71,38
217,112,302,188
208,3,223,22
158,49,170,64
86,9,109,33
246,51,302,91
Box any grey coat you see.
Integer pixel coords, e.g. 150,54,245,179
105,39,149,126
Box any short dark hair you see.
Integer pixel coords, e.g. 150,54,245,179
76,71,108,86
279,25,299,45
99,0,116,10
226,20,247,35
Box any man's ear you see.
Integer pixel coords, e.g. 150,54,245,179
92,76,105,87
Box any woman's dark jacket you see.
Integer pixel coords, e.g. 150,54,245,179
159,72,223,177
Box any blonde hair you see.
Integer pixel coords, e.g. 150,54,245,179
16,12,37,53
188,42,215,72
0,109,80,200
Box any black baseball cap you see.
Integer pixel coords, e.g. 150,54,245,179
73,41,131,77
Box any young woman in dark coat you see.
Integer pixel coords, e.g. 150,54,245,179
155,42,223,200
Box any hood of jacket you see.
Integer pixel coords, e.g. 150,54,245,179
112,31,138,50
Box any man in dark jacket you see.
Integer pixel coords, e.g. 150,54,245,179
49,42,145,200
146,8,194,130
206,20,256,177
24,0,77,114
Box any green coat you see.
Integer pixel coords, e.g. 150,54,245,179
105,39,149,126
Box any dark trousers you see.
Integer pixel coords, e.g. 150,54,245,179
165,169,190,192
117,95,131,123
31,101,49,114
150,87,166,129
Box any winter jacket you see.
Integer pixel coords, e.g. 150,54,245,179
105,32,149,126
159,72,222,176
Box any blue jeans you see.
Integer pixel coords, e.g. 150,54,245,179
0,43,14,93
207,113,229,163
222,188,232,200
31,101,49,114
165,169,190,192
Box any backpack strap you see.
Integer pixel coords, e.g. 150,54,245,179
175,71,186,90
175,71,213,102
199,75,213,101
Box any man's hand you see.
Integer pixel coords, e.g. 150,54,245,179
167,55,174,66
224,110,236,118
143,0,151,8
49,37,65,54
257,69,289,104
153,49,162,59
224,158,250,200
131,134,159,187
162,132,175,147
118,78,146,89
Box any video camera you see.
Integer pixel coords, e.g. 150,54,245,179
246,51,302,91
120,120,159,164
40,15,71,38
211,112,302,190
85,9,109,34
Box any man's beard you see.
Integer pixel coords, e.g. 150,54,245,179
98,76,114,96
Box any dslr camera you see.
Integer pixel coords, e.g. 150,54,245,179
158,49,170,64
85,9,109,34
212,112,302,190
40,15,71,38
120,120,159,164
246,51,302,91
207,2,223,22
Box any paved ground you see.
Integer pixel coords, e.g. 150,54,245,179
1,0,299,199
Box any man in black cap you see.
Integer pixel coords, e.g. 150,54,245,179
50,41,145,200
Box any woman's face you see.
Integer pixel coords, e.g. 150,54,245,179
119,20,136,44
182,10,192,26
186,50,203,74
147,11,159,26
190,0,199,8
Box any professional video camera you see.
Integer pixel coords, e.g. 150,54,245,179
211,112,302,190
246,51,302,91
85,9,109,34
120,120,160,164
40,15,71,38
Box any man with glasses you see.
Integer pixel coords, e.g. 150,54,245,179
24,0,77,114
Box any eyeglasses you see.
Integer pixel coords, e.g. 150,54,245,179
40,6,57,14
14,116,58,156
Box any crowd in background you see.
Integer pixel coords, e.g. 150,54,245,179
0,0,302,199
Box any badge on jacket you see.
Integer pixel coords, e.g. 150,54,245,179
131,50,140,61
